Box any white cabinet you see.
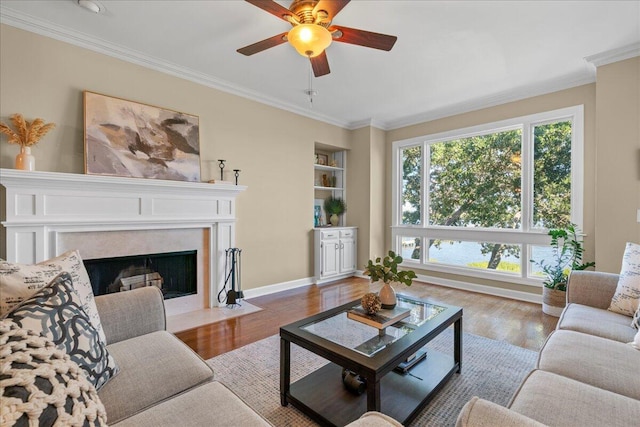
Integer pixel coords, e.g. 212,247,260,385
314,227,357,284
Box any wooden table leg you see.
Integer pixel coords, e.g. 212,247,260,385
280,337,290,406
454,316,462,373
366,376,381,412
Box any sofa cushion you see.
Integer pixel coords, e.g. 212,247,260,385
98,330,214,424
537,330,640,399
456,397,546,427
509,370,640,427
557,303,636,342
0,319,108,427
111,381,271,427
5,272,119,391
0,249,106,344
608,242,640,316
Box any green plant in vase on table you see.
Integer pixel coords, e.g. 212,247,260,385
323,196,346,226
530,223,595,316
363,251,417,309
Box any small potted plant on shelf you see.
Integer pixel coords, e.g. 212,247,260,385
323,196,346,227
363,251,417,309
530,223,595,317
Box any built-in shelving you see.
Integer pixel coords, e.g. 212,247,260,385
314,148,346,227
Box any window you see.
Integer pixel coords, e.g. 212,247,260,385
392,106,583,285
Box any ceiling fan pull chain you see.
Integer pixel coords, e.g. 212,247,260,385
305,60,317,108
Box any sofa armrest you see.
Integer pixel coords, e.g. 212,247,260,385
455,397,547,427
95,286,166,345
566,270,619,309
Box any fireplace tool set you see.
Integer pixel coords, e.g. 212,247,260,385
218,248,243,307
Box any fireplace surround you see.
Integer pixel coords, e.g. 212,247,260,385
0,168,246,316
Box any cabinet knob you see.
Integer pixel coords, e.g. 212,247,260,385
335,243,339,249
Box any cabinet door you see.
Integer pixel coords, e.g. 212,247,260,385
340,238,356,273
321,239,340,278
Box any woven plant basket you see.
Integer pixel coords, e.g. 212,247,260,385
542,287,566,317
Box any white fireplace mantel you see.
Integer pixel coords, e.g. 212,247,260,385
0,168,247,312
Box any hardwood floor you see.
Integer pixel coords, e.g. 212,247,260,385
176,277,558,360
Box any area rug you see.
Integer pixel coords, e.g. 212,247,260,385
207,329,536,426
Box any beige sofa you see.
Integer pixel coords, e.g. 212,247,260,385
94,286,272,426
456,271,640,426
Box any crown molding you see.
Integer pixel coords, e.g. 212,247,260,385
0,8,350,129
585,42,640,67
381,70,595,131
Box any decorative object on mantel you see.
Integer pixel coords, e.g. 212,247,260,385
364,251,417,309
530,223,595,317
360,292,382,315
218,159,226,180
83,91,200,182
233,169,241,185
0,113,55,171
323,196,346,226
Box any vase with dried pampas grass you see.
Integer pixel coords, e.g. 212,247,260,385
0,113,55,171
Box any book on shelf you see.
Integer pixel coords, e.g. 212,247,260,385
347,306,411,329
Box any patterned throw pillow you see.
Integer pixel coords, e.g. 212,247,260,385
632,306,640,330
0,319,108,426
608,242,640,317
0,249,106,344
5,272,119,391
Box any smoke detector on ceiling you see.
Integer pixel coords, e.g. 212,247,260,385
77,0,104,14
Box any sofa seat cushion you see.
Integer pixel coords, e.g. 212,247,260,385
509,370,640,427
456,397,546,427
537,330,640,399
346,412,404,427
557,303,636,342
98,331,214,424
111,381,271,427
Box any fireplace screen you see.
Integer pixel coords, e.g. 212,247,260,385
84,250,197,300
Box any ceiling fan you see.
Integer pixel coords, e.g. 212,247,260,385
237,0,397,77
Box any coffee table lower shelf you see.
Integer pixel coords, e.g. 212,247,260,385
285,349,458,426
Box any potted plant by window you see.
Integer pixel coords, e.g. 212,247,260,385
363,251,417,309
323,196,346,226
531,224,595,317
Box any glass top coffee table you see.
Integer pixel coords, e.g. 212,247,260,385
280,294,463,426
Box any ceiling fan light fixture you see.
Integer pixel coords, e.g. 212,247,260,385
288,24,332,58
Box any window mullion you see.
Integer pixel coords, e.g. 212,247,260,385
521,123,533,232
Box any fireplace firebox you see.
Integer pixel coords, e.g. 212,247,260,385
84,250,197,300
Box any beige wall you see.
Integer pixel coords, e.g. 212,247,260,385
594,56,640,271
385,84,598,294
347,126,387,269
0,24,351,290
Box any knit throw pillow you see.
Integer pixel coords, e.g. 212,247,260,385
0,319,108,426
632,306,640,330
0,250,106,344
608,242,640,317
5,272,119,391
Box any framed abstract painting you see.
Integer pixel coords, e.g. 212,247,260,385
84,91,201,182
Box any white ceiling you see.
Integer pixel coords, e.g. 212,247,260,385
1,1,639,130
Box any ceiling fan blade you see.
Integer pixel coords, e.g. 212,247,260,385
311,51,330,77
313,0,350,20
331,25,397,51
237,32,288,56
244,0,296,23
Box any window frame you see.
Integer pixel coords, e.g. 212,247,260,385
391,105,584,286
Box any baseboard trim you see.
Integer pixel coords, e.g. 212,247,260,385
242,277,315,299
355,271,542,304
243,272,542,304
